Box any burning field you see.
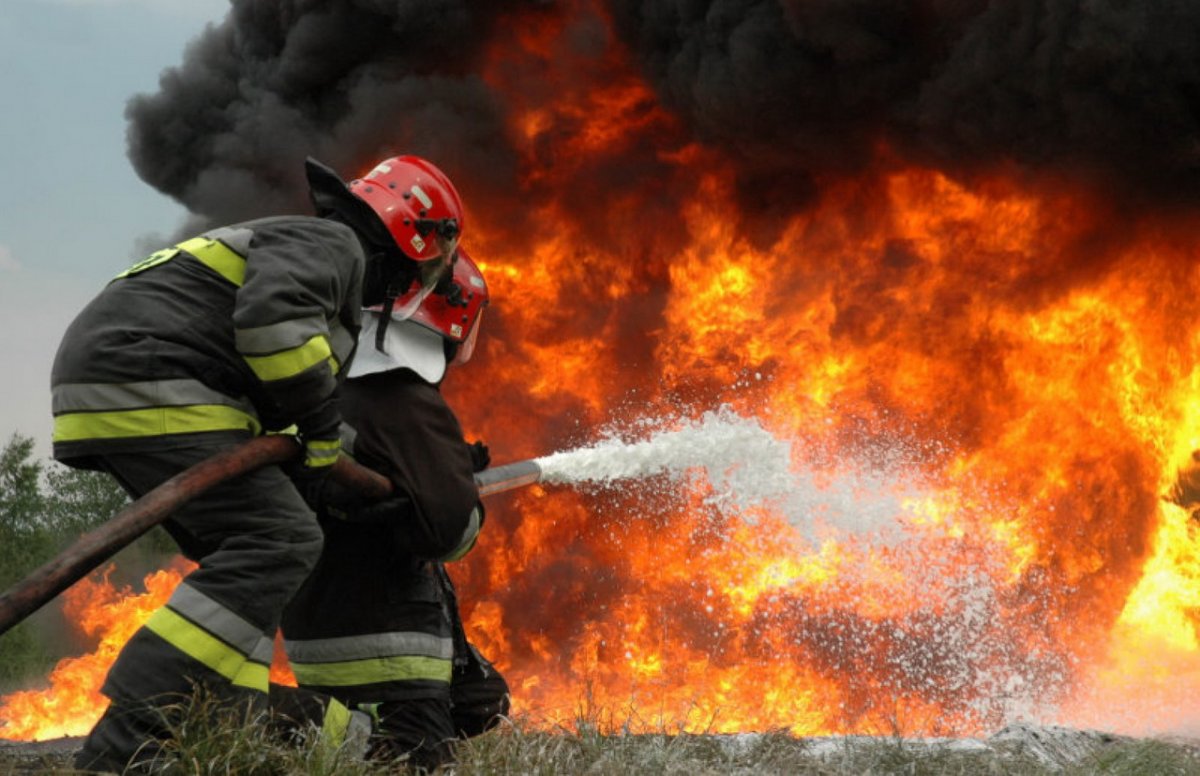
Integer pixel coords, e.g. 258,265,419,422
4,0,1200,745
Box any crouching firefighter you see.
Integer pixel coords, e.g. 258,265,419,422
270,246,510,770
52,154,468,773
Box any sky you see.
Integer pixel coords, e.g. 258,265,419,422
0,0,231,460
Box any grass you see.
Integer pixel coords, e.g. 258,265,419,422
2,694,1199,775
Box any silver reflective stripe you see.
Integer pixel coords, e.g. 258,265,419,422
285,631,453,663
52,379,255,415
235,316,327,356
338,422,358,455
167,583,267,656
203,226,254,256
249,635,275,664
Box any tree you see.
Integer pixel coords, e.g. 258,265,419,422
42,461,130,543
0,434,137,689
0,434,46,590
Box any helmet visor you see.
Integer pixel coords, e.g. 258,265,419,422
452,308,484,366
390,239,457,322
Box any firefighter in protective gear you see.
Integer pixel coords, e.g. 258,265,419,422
52,154,466,773
274,247,509,769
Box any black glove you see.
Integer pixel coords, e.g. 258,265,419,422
282,433,341,513
284,402,343,510
468,440,490,472
286,461,333,513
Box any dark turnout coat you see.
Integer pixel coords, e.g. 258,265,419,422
63,214,367,774
281,367,483,702
51,215,364,466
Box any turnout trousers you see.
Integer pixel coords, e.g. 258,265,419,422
73,435,324,773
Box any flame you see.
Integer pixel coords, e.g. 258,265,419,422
445,0,1200,737
0,559,298,742
5,0,1200,743
0,561,194,740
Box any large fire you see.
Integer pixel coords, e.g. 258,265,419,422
4,0,1200,744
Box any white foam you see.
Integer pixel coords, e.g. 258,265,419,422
534,405,936,540
535,406,791,507
531,404,1079,730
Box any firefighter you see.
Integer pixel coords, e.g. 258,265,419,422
275,246,509,770
52,154,467,773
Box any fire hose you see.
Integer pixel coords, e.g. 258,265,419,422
0,436,544,639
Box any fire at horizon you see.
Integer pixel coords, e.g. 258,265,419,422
4,0,1200,743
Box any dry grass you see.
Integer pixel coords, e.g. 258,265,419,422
3,696,1199,775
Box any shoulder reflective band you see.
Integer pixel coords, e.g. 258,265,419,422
114,247,179,279
176,237,247,286
113,237,247,286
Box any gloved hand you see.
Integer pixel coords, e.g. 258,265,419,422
468,440,490,472
286,471,332,512
284,433,341,512
286,461,331,512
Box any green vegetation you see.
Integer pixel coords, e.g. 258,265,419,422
0,434,141,690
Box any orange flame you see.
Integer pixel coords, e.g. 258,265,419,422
0,561,194,740
5,0,1200,743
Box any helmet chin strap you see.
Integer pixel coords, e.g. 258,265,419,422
374,294,397,353
371,260,418,353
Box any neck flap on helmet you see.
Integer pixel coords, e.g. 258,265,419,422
305,157,398,254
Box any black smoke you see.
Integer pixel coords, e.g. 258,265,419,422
128,0,1200,232
608,0,1200,209
126,0,528,229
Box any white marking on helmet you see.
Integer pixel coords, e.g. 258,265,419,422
411,184,434,209
450,323,463,337
411,234,427,254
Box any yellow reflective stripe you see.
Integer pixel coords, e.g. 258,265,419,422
291,655,452,687
177,237,247,287
231,661,270,692
113,238,247,286
305,439,340,469
144,608,268,691
115,247,180,279
243,334,332,383
53,404,261,442
321,698,351,748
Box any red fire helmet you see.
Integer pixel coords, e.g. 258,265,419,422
349,155,465,262
400,245,489,366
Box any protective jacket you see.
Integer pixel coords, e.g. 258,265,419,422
51,215,364,468
281,367,483,703
59,214,368,774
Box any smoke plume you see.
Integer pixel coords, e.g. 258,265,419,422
127,0,526,228
608,0,1200,208
128,0,1200,230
